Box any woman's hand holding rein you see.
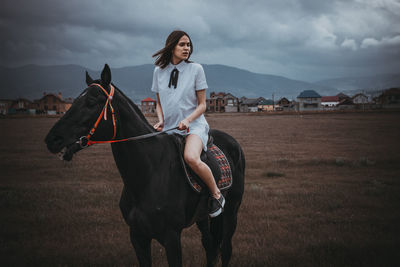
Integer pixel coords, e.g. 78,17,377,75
153,121,164,132
178,118,190,131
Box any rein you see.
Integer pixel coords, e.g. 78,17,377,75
77,83,182,148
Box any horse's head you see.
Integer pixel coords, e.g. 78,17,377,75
45,64,117,161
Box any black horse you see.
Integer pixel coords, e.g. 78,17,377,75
45,64,245,267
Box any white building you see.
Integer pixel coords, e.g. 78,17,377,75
352,93,369,104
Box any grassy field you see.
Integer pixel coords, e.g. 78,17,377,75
1,112,400,266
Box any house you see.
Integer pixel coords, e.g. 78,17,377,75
276,97,289,107
321,96,340,107
207,92,225,112
275,97,295,111
352,93,369,104
377,88,400,107
8,98,33,114
207,92,239,112
224,93,239,112
239,97,267,112
258,99,274,111
337,98,354,110
35,92,73,114
336,92,351,101
239,96,247,102
240,98,259,112
0,99,13,115
296,90,322,111
141,97,156,114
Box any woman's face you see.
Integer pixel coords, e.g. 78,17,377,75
172,35,191,63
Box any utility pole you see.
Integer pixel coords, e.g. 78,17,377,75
272,92,275,111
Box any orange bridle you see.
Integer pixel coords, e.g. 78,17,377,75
82,83,118,146
77,83,182,148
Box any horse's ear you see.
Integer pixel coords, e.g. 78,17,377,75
85,71,94,86
101,64,112,85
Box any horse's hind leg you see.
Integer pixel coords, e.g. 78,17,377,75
197,218,219,267
130,227,152,267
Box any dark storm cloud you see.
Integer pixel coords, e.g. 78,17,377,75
1,0,399,81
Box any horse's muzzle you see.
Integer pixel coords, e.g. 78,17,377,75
45,134,65,154
45,133,82,161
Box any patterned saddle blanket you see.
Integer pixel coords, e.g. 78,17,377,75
173,134,233,194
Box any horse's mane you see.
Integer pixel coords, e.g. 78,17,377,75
112,84,155,132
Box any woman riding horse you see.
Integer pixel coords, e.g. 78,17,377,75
151,30,224,217
45,63,245,267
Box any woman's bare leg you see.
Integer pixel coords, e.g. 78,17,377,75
184,134,220,198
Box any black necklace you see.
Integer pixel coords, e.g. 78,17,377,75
168,68,179,89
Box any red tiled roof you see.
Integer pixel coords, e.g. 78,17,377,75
321,96,339,102
142,97,156,102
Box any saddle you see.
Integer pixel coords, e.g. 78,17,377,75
173,134,233,194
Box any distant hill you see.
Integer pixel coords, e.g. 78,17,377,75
199,64,337,99
315,73,400,93
1,64,339,102
0,64,89,101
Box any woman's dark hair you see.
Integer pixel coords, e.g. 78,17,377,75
152,30,193,69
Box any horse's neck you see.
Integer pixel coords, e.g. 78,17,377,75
111,92,189,208
112,90,162,192
114,89,154,138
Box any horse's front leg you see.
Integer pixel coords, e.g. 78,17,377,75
160,229,183,267
130,227,152,267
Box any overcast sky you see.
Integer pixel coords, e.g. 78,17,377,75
1,0,399,81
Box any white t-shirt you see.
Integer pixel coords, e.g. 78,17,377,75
151,60,209,150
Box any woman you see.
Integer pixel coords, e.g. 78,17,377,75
151,30,224,217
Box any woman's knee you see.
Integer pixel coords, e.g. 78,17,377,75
184,152,200,167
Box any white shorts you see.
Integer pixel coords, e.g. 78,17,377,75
186,123,209,151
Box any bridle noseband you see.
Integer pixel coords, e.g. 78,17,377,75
77,83,181,149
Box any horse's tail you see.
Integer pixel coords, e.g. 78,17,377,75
237,141,246,178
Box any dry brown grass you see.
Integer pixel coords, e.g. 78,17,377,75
1,112,400,266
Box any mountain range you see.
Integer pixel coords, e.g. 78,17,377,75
315,73,400,93
0,64,398,103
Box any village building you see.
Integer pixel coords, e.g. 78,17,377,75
321,96,340,107
276,97,289,108
239,98,259,112
336,92,351,101
0,99,14,115
377,88,400,108
258,99,274,111
1,98,39,115
207,92,239,112
337,98,355,110
275,97,295,111
224,93,239,112
141,97,156,114
7,98,33,114
207,92,224,112
296,90,322,111
239,97,268,112
34,92,73,114
239,96,247,104
352,93,369,104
